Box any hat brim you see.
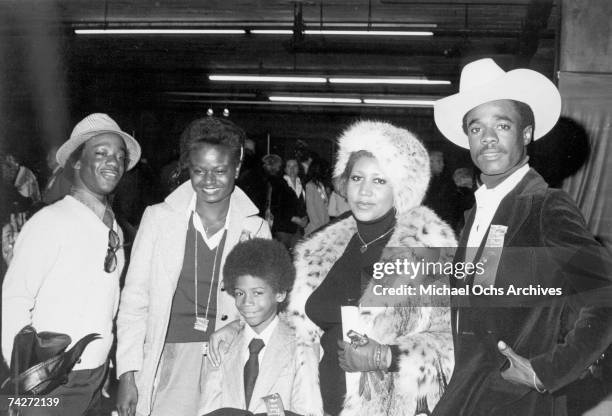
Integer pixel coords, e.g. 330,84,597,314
56,129,142,170
434,68,561,149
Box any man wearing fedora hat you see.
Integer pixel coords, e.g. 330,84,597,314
432,58,612,415
2,113,141,415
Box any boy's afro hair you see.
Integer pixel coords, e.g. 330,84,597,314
223,238,295,309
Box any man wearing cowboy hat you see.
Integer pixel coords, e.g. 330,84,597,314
432,58,612,415
2,113,141,415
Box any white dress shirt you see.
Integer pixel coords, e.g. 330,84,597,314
187,194,230,249
284,175,305,199
241,315,279,367
466,164,530,259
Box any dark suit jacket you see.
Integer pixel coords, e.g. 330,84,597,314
433,169,612,416
267,176,306,234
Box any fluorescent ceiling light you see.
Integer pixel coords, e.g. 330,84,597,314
209,75,326,83
209,74,448,85
250,30,293,34
269,96,362,104
330,77,450,85
304,30,433,36
363,98,436,106
165,91,257,98
75,28,433,36
323,23,437,28
74,29,245,35
168,98,437,108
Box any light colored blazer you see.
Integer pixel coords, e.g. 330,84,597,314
116,181,271,416
199,320,323,416
304,181,329,235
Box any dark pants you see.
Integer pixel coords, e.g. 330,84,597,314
19,364,107,416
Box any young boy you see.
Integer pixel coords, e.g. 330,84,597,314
198,238,323,416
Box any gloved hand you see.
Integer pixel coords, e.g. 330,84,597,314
337,336,390,373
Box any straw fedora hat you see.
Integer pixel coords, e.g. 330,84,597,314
434,58,561,149
56,113,142,170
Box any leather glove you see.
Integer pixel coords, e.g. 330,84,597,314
337,336,390,373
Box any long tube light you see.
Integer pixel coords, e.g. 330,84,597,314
250,30,294,34
324,23,437,28
330,77,450,85
168,97,437,108
75,28,433,36
304,30,433,36
252,29,433,36
209,75,326,83
269,96,362,104
363,98,436,106
74,29,246,35
209,74,450,85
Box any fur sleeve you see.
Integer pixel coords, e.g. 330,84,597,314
342,206,457,416
290,344,324,416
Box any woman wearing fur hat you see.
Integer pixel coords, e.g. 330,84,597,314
288,120,457,416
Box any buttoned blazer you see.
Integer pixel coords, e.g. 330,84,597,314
199,320,323,416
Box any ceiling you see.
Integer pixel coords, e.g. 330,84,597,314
62,0,558,106
0,0,559,165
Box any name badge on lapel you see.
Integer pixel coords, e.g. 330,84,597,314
473,225,507,287
239,230,253,242
485,225,507,247
262,393,286,416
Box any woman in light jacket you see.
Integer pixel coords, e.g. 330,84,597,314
304,158,330,235
115,117,270,416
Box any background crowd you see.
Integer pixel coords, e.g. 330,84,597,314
1,138,474,266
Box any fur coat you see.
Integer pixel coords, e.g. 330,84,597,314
286,205,457,416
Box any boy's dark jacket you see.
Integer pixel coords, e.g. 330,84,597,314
433,168,612,416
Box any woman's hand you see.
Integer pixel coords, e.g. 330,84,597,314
208,319,242,367
117,371,138,416
337,337,391,372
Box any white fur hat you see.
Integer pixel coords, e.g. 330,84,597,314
334,120,430,216
434,58,561,149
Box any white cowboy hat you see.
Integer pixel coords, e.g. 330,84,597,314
434,58,561,149
56,113,142,170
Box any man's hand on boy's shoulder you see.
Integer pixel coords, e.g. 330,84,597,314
208,319,243,367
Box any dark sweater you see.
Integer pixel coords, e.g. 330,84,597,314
305,209,396,416
165,215,226,343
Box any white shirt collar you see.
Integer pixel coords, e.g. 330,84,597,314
187,193,231,249
474,164,530,206
466,164,530,251
283,175,304,197
244,315,279,347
